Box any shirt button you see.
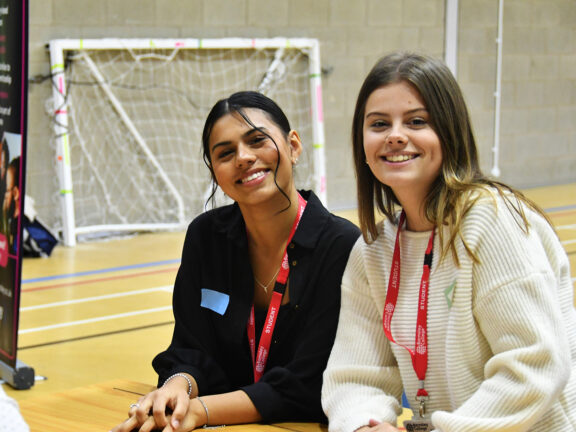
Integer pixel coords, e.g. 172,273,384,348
289,243,295,249
291,260,298,266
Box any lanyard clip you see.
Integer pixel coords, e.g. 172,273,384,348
416,395,429,418
415,381,429,418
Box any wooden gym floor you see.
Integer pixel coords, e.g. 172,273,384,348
4,183,576,405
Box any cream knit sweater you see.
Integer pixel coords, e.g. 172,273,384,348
322,195,576,432
0,385,29,432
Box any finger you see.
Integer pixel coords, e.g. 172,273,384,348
369,419,382,427
162,421,176,432
135,398,156,424
376,423,399,432
151,400,171,428
128,394,147,416
111,415,139,432
139,415,164,432
168,393,190,429
128,402,141,417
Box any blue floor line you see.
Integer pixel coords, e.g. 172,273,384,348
22,258,181,284
545,204,576,213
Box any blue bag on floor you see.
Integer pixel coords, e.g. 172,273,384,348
22,215,58,257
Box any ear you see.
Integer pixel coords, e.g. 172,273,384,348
287,130,303,164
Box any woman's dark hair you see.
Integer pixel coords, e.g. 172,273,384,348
0,135,10,198
201,91,293,208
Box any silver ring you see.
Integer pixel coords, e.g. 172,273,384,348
130,403,139,409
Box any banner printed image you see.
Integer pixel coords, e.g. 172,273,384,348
0,131,21,361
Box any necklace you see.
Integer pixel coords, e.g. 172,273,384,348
254,267,281,293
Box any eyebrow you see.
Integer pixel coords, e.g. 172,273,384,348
365,107,428,118
211,127,269,153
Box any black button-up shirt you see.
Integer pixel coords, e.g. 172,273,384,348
152,190,360,423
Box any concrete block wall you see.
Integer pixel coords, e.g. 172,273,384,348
458,0,576,187
27,0,575,232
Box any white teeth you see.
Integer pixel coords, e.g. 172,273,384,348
386,154,415,162
241,171,266,183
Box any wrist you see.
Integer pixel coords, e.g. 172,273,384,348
163,373,193,397
192,397,209,428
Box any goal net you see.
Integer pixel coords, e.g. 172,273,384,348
48,38,326,246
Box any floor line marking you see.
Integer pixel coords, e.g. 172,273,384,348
547,209,576,218
544,204,576,213
18,321,174,350
21,286,173,311
22,259,180,284
21,267,178,293
19,306,173,334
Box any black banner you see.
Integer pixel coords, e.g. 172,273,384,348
0,0,28,370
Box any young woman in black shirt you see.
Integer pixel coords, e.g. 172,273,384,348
112,91,359,432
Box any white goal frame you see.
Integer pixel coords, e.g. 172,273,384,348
48,38,326,247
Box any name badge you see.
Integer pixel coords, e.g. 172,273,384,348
403,418,434,432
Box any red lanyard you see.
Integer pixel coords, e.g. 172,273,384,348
383,211,435,399
247,193,307,382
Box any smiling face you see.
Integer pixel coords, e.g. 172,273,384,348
208,108,302,207
4,165,16,215
363,80,442,206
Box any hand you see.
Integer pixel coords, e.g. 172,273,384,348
356,419,400,432
110,379,193,432
110,398,206,432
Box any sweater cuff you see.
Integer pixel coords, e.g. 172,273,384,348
241,381,283,422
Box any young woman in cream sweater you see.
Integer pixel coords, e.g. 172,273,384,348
322,52,576,432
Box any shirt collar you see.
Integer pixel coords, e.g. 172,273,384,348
291,190,329,250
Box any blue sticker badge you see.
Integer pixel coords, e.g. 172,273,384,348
200,289,230,315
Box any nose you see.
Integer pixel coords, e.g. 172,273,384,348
386,123,407,146
236,142,256,168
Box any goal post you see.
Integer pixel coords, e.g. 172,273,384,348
48,38,327,247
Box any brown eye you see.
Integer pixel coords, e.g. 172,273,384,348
250,136,266,145
369,120,388,129
217,149,234,159
408,118,427,127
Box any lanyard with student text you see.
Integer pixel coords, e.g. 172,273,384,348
247,193,307,383
383,211,435,417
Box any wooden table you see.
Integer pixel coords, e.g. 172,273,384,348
18,379,328,432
